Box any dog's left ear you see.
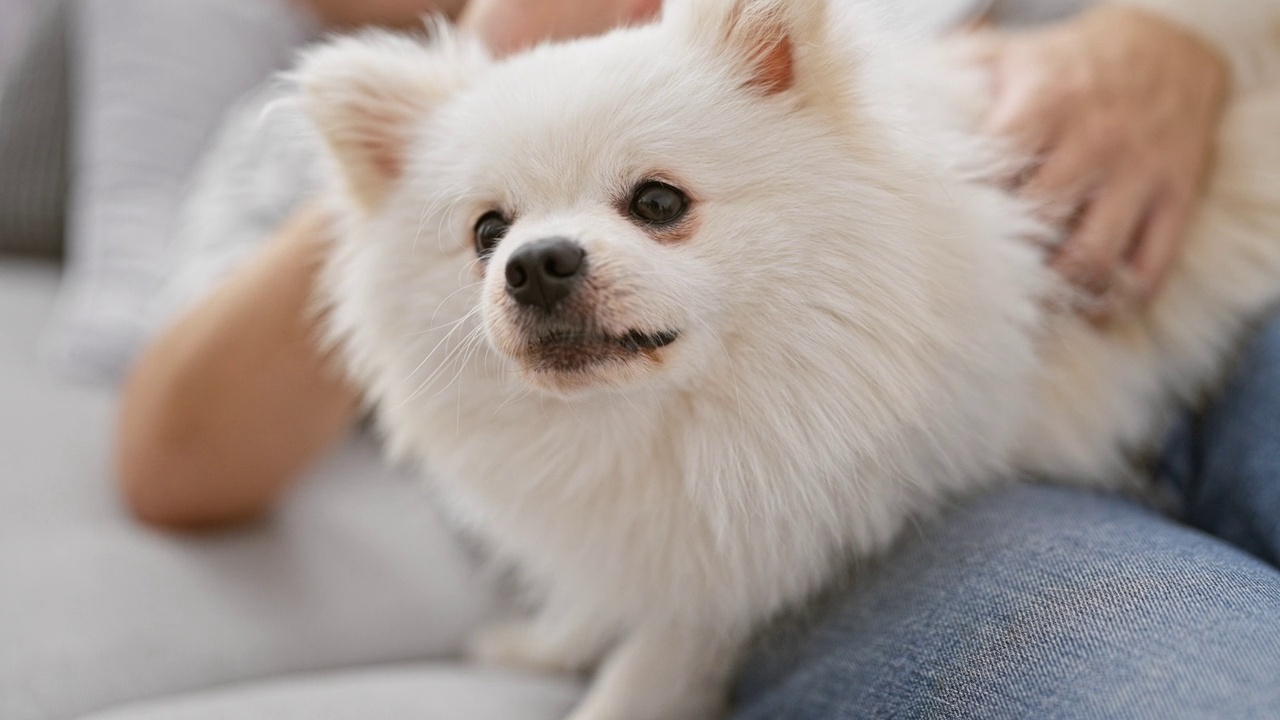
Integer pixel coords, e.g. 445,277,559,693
295,27,487,212
668,0,829,96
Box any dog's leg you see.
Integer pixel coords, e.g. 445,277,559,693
567,622,742,720
467,612,620,675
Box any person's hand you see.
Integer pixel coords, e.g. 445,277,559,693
460,0,660,57
965,6,1230,316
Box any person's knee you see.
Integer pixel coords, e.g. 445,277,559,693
734,486,1280,719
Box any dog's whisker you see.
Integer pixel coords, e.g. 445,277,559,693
401,309,477,339
406,320,488,402
493,381,530,416
430,323,490,403
394,334,477,411
396,305,483,390
397,316,473,386
414,186,466,255
619,391,660,436
435,189,479,258
425,281,484,333
457,256,483,286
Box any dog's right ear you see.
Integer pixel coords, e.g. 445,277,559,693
295,27,487,212
666,0,830,97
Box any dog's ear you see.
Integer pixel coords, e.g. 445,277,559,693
295,27,486,211
668,0,828,96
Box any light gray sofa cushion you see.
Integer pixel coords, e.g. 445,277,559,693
0,260,502,720
82,667,582,720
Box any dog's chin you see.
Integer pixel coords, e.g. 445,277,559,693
500,328,681,396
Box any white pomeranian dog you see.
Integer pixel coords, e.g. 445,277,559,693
296,0,1280,717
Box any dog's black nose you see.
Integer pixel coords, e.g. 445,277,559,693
505,238,586,311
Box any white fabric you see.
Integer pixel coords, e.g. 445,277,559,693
82,667,582,720
47,0,319,383
0,261,500,720
147,84,326,335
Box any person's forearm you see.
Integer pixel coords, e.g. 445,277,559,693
1112,0,1280,91
302,0,467,29
117,206,359,528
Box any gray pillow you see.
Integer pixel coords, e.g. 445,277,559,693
46,0,318,383
0,0,70,258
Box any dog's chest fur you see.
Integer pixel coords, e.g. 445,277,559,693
401,365,882,627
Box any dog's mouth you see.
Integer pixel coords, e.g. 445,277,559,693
616,329,680,352
521,327,681,376
533,328,681,354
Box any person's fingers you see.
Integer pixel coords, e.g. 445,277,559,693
984,85,1060,153
982,61,1069,188
1053,176,1151,301
985,108,1059,189
1128,194,1191,300
1018,135,1105,225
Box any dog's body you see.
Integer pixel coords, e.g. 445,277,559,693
297,1,1280,717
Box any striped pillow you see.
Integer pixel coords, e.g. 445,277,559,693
46,0,318,382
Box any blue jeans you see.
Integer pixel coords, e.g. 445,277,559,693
734,316,1280,719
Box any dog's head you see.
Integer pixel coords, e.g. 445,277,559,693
300,0,972,403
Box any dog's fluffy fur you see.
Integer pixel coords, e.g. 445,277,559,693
297,1,1280,717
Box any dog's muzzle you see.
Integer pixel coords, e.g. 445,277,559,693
494,237,681,379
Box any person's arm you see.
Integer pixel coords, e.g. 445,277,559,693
303,0,468,29
117,205,359,528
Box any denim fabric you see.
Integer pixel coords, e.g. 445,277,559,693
734,314,1280,719
734,487,1280,719
1161,316,1280,568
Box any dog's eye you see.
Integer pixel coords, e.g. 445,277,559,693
629,182,689,226
474,211,510,259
